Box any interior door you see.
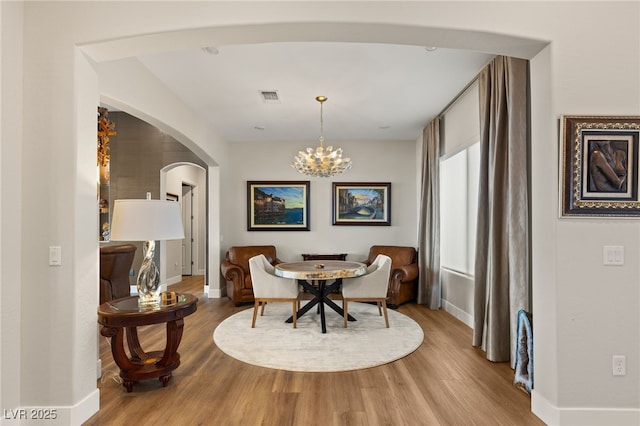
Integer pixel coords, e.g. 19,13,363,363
181,184,194,276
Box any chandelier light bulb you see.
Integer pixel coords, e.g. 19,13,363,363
292,96,352,178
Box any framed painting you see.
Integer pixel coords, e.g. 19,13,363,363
332,182,391,226
561,115,640,217
247,181,310,231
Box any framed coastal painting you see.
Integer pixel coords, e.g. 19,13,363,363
247,181,310,231
332,182,391,226
561,115,640,217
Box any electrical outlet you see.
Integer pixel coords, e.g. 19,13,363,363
613,355,626,376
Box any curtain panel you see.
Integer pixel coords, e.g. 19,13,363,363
473,56,530,365
418,118,441,309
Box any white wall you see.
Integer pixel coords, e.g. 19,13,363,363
527,5,640,423
441,269,474,327
0,0,24,415
223,139,418,263
2,2,639,425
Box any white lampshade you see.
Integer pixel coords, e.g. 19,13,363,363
110,198,185,242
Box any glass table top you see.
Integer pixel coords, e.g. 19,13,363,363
107,292,188,312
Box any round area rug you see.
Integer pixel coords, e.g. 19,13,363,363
213,302,424,372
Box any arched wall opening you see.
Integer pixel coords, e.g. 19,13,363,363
89,21,547,298
81,20,550,419
161,162,208,294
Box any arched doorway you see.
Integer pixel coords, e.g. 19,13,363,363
161,162,207,293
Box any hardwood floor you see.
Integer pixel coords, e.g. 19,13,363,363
85,276,544,426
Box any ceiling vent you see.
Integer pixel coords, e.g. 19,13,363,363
260,90,280,104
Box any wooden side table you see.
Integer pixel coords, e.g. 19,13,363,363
97,292,197,392
301,253,348,261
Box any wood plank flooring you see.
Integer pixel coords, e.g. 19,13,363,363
84,276,544,426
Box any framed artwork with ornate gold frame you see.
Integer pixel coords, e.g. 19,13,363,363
561,115,640,217
247,181,310,231
332,182,391,226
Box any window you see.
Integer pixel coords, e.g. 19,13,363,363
440,142,479,276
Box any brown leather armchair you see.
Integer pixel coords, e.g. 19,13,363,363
364,245,418,307
99,244,137,305
221,245,282,306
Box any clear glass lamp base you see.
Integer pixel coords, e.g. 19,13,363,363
137,292,161,308
137,240,161,308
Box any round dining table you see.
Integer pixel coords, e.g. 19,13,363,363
275,260,367,333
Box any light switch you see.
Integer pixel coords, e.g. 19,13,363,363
603,245,624,266
49,246,62,266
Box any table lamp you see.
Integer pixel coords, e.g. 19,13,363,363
110,192,185,307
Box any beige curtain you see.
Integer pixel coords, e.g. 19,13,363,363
417,118,441,309
473,56,530,365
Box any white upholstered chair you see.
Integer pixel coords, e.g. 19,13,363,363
248,254,300,328
342,254,392,328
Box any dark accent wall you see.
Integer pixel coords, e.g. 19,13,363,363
109,111,206,202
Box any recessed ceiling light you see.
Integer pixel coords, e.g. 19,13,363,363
201,46,219,55
254,126,265,131
379,125,391,130
425,46,438,52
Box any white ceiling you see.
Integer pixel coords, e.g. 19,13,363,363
134,42,494,144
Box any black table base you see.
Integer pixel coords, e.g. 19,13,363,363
286,279,356,333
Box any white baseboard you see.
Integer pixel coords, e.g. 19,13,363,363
5,390,100,425
166,275,182,286
206,285,222,298
96,358,102,380
532,390,640,425
442,298,473,328
532,391,560,425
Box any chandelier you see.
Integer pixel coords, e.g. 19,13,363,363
292,96,352,177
